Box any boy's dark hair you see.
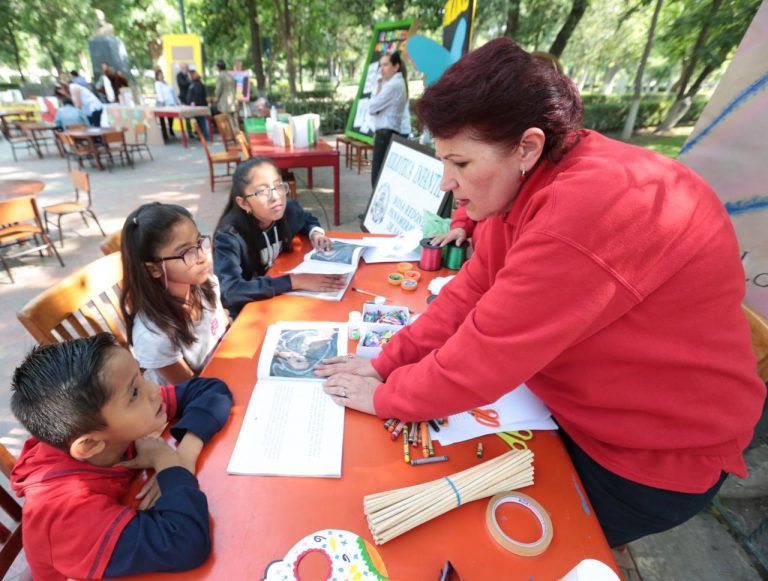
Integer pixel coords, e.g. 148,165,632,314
63,98,74,107
11,334,119,450
120,202,216,348
70,70,80,77
214,157,293,277
216,60,226,71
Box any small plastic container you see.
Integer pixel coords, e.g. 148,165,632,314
362,304,409,325
401,279,418,292
387,273,404,286
397,262,414,274
347,311,362,341
357,323,403,358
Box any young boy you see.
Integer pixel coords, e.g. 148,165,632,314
10,333,233,580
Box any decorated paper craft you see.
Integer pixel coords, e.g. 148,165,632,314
262,529,389,581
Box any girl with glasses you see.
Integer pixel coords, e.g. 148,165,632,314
120,202,229,385
214,157,346,318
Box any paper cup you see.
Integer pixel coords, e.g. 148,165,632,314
558,559,620,581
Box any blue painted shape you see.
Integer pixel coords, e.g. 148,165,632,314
680,71,768,157
572,474,591,516
724,196,768,216
406,18,466,86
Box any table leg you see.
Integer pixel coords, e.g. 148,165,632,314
179,116,189,148
308,168,314,189
32,133,44,158
91,137,104,171
334,159,340,226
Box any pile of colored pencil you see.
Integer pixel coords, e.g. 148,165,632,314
363,449,534,544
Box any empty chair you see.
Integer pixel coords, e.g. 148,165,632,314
99,230,122,255
58,132,97,171
0,443,22,579
17,252,127,346
1,120,38,161
199,132,240,192
213,113,241,154
0,195,64,283
43,170,106,247
124,123,153,161
236,130,252,160
101,130,134,169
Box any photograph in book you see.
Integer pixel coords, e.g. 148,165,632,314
259,322,348,380
287,240,366,301
309,241,364,265
270,328,340,379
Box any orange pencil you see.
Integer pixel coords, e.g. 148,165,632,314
420,422,430,458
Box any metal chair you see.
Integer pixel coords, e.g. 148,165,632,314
43,170,106,248
199,132,240,192
124,123,153,161
101,131,134,169
1,120,38,161
58,132,97,171
17,252,127,346
0,195,65,283
0,443,22,579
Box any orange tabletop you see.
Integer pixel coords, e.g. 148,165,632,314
0,179,44,200
249,133,342,226
120,233,618,581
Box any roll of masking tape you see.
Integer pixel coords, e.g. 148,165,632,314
486,492,553,556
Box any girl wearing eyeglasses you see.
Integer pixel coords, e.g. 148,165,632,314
120,202,229,385
213,157,346,318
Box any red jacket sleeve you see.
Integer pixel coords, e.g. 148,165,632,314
373,231,639,421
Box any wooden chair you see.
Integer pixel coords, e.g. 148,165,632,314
124,123,153,161
1,120,38,161
199,132,240,192
213,113,241,154
236,130,252,160
0,443,22,579
101,131,134,169
0,196,65,283
43,170,106,248
58,132,97,171
17,252,127,346
100,230,122,255
744,303,768,381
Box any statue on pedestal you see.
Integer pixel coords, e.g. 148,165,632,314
88,9,136,104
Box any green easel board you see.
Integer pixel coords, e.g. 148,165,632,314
344,19,412,145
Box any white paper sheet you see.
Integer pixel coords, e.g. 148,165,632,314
360,230,423,263
431,385,558,446
226,380,344,477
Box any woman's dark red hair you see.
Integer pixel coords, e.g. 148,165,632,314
415,37,583,160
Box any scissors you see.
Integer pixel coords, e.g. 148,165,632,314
469,407,500,428
496,430,534,451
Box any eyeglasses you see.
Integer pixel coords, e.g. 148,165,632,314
243,182,290,202
156,235,211,267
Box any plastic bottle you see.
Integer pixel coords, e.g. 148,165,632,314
348,311,362,341
270,105,278,121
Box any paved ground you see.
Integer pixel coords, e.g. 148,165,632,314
1,133,766,580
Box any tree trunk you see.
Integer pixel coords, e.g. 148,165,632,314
621,0,663,140
5,23,25,82
548,0,590,58
275,0,297,98
658,0,723,131
246,0,266,93
505,0,521,39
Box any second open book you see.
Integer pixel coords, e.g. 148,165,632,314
227,321,348,477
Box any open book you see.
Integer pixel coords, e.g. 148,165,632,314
286,240,365,301
227,322,348,477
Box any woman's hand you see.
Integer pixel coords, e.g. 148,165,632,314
322,373,380,415
431,227,467,247
315,355,383,380
289,273,347,292
310,232,333,252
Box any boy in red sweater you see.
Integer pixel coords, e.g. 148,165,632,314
10,333,232,580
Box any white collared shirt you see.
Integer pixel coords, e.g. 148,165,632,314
368,72,407,132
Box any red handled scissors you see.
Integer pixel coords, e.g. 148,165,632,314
469,407,501,428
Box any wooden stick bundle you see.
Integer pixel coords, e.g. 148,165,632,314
363,449,534,544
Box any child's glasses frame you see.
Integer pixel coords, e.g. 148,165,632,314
242,182,290,202
155,235,211,267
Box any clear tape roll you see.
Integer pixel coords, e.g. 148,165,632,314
486,492,553,556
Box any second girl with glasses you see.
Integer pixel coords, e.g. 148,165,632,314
214,157,346,317
120,202,229,385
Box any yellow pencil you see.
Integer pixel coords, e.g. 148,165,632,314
403,424,410,463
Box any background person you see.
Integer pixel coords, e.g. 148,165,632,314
317,37,766,548
54,97,89,129
67,81,104,127
214,60,237,132
367,51,408,188
186,70,210,141
154,69,179,141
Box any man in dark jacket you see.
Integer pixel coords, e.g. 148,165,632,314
186,70,210,141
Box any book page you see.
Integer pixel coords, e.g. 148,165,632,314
227,379,344,477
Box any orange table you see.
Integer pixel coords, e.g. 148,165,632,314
125,233,618,580
249,134,342,225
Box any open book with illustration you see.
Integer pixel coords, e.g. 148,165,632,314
287,240,365,301
227,322,348,477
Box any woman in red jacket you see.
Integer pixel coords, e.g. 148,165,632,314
316,37,766,547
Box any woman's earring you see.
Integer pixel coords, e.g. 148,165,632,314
520,166,527,182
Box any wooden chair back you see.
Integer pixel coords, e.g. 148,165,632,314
744,304,768,381
17,252,127,346
199,131,213,161
70,169,92,206
237,131,252,160
0,443,22,578
214,113,236,146
100,230,122,255
0,195,39,226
